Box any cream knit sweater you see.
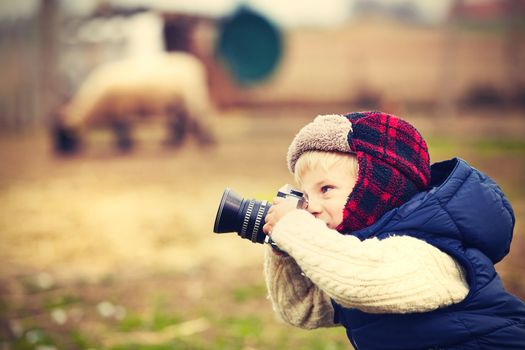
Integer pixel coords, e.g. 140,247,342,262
264,210,469,329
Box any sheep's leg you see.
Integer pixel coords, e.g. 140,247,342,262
111,119,133,151
52,121,81,154
189,118,215,146
165,106,187,147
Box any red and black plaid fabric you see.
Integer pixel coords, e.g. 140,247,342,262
336,111,430,233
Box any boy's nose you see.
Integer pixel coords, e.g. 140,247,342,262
306,198,321,215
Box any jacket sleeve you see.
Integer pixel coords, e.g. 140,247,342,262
269,210,469,314
263,246,338,329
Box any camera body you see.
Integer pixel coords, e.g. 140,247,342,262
213,184,306,244
275,184,307,208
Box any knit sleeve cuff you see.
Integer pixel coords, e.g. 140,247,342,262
263,246,337,329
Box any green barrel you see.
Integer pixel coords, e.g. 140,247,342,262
216,6,283,85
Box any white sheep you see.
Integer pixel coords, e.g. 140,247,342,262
53,52,215,153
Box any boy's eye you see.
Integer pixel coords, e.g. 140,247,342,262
321,185,333,193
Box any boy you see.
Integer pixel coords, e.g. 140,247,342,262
262,111,525,349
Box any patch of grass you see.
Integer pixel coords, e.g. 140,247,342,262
118,312,145,332
205,314,264,349
427,136,525,159
0,298,8,314
42,294,83,310
10,328,56,350
150,295,183,331
227,315,263,339
232,283,267,303
268,326,349,350
207,314,350,350
117,311,183,333
306,336,350,350
472,138,525,155
70,330,96,349
19,277,54,294
118,307,183,333
151,310,183,332
109,340,206,350
426,137,463,155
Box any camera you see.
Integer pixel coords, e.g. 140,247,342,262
213,184,307,244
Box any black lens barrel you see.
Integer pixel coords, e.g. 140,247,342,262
213,189,271,244
213,188,241,233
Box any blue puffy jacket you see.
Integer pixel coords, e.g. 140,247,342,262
332,158,525,350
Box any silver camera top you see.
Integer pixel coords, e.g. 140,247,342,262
276,184,308,209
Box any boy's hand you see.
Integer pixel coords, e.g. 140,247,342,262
263,197,298,235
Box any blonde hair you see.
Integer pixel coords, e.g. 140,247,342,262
294,151,359,185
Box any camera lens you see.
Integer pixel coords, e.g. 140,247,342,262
213,188,271,244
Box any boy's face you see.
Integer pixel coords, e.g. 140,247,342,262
300,162,358,229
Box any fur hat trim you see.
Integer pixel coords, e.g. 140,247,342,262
287,114,353,173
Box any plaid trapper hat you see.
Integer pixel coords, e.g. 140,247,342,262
287,111,430,233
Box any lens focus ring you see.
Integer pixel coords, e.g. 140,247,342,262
241,200,255,238
252,200,268,242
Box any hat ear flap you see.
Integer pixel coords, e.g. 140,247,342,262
336,111,430,233
337,153,421,233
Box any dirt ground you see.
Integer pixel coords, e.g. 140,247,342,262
1,107,524,349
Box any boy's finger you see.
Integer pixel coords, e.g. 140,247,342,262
263,223,272,235
272,197,284,205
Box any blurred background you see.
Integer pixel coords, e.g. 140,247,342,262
0,0,524,349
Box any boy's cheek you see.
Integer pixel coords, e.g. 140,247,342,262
328,222,340,229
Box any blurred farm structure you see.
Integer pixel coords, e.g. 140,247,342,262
0,0,524,134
